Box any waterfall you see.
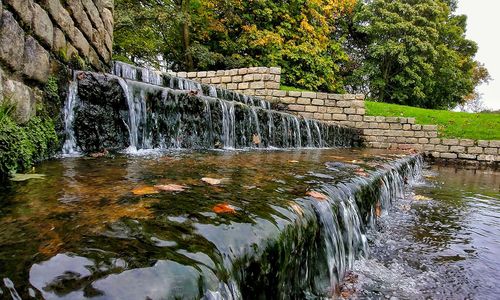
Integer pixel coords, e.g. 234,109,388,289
250,107,262,147
305,119,313,147
313,121,323,147
208,86,217,98
68,62,360,153
220,100,236,148
61,79,80,156
142,68,162,86
267,111,274,147
293,116,302,147
116,78,139,151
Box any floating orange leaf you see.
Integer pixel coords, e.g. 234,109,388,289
375,201,382,217
288,201,304,216
202,177,223,185
132,186,159,195
414,195,431,201
307,191,328,201
154,184,187,192
355,168,369,177
212,203,236,214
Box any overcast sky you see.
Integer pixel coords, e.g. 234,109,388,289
456,0,500,110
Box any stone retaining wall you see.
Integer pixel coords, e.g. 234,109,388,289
169,67,281,99
170,66,365,123
353,116,499,166
0,0,114,122
276,91,365,123
171,65,499,167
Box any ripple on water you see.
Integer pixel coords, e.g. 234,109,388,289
353,165,500,299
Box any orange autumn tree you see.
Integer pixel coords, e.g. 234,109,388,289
207,0,358,92
114,0,358,92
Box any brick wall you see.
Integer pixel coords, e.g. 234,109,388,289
0,0,114,122
354,116,499,166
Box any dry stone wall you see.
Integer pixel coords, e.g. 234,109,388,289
277,91,365,123
0,0,113,122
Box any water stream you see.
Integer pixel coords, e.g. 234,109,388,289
11,62,498,299
0,149,423,299
348,166,500,299
63,64,358,154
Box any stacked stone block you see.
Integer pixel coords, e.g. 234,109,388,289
0,0,113,122
355,116,499,165
169,67,282,99
169,65,499,167
279,91,365,122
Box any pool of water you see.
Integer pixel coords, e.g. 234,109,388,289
0,148,417,299
350,165,500,299
1,149,497,299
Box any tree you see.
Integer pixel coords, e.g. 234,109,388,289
209,0,357,92
113,0,357,92
113,0,225,71
349,0,488,109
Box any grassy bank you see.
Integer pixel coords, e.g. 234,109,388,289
280,85,311,92
365,101,500,140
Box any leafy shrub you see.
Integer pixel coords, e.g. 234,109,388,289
0,113,58,180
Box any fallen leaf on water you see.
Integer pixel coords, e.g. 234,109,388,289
202,177,223,185
132,186,159,195
355,168,369,177
288,201,304,216
11,173,46,181
154,184,187,192
212,203,236,214
414,195,431,201
307,191,328,201
351,160,365,164
252,134,261,145
90,149,108,158
375,201,382,217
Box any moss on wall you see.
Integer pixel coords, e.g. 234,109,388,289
0,113,58,180
0,76,60,180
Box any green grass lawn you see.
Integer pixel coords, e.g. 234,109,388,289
365,101,500,140
280,85,311,92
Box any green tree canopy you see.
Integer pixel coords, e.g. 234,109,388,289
350,0,488,109
113,0,489,109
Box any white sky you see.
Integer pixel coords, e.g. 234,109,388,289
456,0,500,110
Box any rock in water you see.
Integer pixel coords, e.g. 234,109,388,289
74,72,129,153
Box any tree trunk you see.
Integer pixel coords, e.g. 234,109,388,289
181,0,194,71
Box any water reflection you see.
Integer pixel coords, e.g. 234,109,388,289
0,149,421,299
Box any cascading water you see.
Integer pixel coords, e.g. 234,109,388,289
61,78,80,156
66,62,360,153
219,99,236,148
116,77,140,151
305,119,313,147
